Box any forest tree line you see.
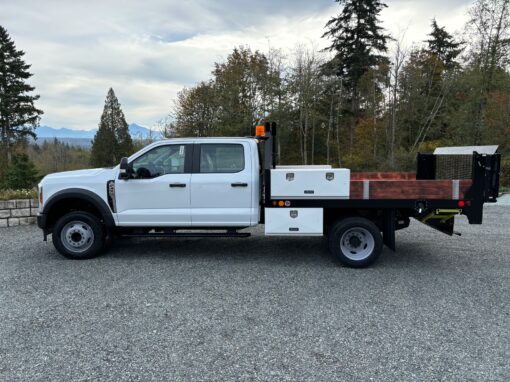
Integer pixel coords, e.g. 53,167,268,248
169,0,510,185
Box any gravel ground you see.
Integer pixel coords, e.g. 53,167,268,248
0,207,509,381
495,193,510,205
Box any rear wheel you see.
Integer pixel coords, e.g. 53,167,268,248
52,212,106,259
328,217,383,268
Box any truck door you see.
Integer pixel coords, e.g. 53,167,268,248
190,143,253,226
115,143,192,226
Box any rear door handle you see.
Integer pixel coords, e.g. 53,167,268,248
231,182,248,188
170,183,187,188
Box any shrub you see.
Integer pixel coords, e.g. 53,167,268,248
0,188,38,201
5,154,38,190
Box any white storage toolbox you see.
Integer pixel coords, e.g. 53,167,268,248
265,208,323,236
270,168,350,199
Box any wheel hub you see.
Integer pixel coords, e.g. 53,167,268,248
70,232,82,243
61,221,94,253
348,235,362,248
340,227,375,261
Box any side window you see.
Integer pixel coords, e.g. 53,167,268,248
200,144,245,173
131,145,186,179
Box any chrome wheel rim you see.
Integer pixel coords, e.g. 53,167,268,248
340,227,375,261
60,221,94,253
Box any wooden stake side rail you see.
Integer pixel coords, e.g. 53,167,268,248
350,173,472,200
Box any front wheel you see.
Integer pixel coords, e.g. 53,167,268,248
328,217,383,268
52,212,106,260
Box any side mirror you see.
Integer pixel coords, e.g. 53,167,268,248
119,157,130,180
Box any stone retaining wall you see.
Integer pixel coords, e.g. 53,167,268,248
0,199,39,228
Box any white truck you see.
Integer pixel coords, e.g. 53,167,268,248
37,123,501,267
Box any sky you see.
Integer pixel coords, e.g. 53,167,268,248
0,0,472,131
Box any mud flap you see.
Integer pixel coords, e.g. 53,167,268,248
383,209,396,251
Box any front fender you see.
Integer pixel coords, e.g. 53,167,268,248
40,188,116,230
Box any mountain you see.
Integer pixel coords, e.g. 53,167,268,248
128,123,161,139
37,125,96,139
33,123,162,148
36,123,161,139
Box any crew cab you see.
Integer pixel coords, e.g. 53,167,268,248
37,123,501,268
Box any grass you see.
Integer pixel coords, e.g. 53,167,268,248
0,188,38,201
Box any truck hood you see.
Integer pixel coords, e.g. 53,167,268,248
41,167,115,181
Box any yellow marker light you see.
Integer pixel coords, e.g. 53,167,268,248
278,201,285,207
255,125,265,137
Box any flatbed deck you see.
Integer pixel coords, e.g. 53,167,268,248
350,172,472,200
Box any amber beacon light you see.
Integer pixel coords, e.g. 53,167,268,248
255,125,265,137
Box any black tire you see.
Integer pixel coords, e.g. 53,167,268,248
52,211,106,260
328,217,383,268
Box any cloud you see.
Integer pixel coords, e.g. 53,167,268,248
0,0,471,130
382,0,470,49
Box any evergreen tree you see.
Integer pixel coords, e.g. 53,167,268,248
90,88,133,167
90,120,116,167
426,19,463,70
5,153,38,189
0,25,43,179
113,97,133,161
115,119,133,160
322,0,390,154
322,0,389,88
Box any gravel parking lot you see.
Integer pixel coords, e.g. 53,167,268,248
1,206,509,381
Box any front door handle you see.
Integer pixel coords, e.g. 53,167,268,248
170,183,187,188
231,182,248,188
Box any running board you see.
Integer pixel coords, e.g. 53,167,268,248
120,231,251,239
